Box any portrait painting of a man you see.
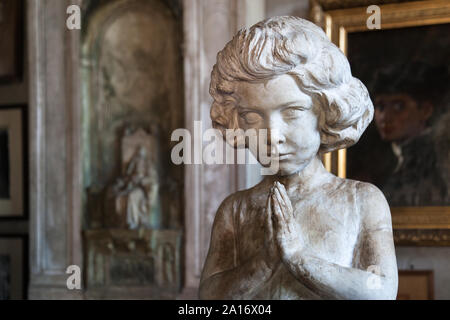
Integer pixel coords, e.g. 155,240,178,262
347,23,450,207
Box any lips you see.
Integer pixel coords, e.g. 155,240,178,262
379,125,395,135
271,153,293,161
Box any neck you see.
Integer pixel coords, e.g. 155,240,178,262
264,155,332,193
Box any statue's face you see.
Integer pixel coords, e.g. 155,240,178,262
234,74,321,176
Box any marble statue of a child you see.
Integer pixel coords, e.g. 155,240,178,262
199,17,398,300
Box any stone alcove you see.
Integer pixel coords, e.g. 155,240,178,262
81,0,184,298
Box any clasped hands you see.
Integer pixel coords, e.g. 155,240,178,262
263,181,304,270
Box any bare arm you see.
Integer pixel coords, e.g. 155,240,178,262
199,195,280,300
272,182,398,300
200,248,277,300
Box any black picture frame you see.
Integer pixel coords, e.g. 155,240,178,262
0,235,27,300
0,0,24,83
0,104,27,220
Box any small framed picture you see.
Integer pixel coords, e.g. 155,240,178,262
397,270,434,300
0,0,23,82
0,236,25,300
0,106,24,217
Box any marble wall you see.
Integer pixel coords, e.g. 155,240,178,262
265,0,310,19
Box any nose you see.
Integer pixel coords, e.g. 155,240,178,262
375,109,387,124
268,128,286,146
267,116,286,146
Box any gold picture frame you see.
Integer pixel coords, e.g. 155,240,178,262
312,0,450,245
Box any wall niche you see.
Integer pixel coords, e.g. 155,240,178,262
81,0,184,299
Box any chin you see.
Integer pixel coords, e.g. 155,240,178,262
380,133,400,142
276,162,307,176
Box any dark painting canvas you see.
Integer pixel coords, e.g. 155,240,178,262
347,23,450,207
0,0,22,81
0,255,10,300
0,129,10,199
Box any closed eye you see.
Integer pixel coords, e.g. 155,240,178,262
281,107,305,119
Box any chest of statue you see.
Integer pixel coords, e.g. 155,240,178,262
236,193,361,267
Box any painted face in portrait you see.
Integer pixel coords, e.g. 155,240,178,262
234,74,322,176
374,93,433,142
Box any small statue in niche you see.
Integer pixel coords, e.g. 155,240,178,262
107,128,161,229
200,17,398,300
113,146,159,229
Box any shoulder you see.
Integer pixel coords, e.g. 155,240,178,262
329,178,392,229
355,181,388,204
229,178,271,209
214,192,238,220
354,181,392,231
213,190,246,228
214,181,269,222
217,187,255,211
216,192,239,212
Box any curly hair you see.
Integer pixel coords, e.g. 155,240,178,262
210,16,373,153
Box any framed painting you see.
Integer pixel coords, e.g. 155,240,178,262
397,270,434,300
0,106,24,217
0,0,23,82
311,0,450,245
0,236,25,300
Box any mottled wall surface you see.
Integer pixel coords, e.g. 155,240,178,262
265,0,309,19
396,247,450,299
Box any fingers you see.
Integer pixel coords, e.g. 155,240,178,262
266,194,274,240
274,182,294,214
265,191,280,262
272,185,294,224
270,182,303,257
273,187,288,221
270,192,279,230
265,189,272,217
271,189,290,233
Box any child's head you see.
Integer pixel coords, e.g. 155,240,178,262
209,17,373,175
210,17,373,148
